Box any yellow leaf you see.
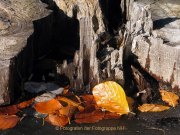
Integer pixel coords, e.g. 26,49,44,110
138,104,170,112
160,90,179,107
92,81,129,115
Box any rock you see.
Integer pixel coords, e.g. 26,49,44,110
0,0,51,105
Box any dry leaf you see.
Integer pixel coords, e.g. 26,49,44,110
160,90,179,107
46,114,69,127
75,109,105,124
0,105,20,115
59,106,77,117
80,95,96,106
0,115,20,130
17,98,34,109
34,99,62,114
104,112,121,119
92,81,129,115
56,96,84,112
138,104,170,112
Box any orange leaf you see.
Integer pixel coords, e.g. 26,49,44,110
46,114,69,127
92,81,129,115
0,105,20,115
56,96,84,112
75,109,105,124
160,90,179,107
17,98,34,109
59,106,77,117
0,115,20,130
34,99,62,114
138,104,170,112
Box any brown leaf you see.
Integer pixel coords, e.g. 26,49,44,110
0,115,20,130
160,90,179,107
45,114,69,127
104,112,121,119
17,98,34,109
34,99,62,114
0,105,20,115
138,104,170,112
75,109,105,124
80,95,96,106
56,96,84,112
92,81,129,114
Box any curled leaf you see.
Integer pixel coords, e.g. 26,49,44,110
34,99,62,114
0,105,19,115
160,90,179,107
56,96,84,112
45,114,69,127
92,81,129,115
0,115,20,130
138,104,170,112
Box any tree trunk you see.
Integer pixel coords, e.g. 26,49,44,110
56,0,180,95
0,0,51,105
1,0,180,105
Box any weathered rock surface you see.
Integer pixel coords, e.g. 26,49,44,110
0,0,50,105
128,0,180,91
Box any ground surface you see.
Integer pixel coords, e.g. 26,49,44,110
0,105,180,135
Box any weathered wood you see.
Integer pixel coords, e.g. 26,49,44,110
56,0,125,91
128,0,180,91
0,0,51,105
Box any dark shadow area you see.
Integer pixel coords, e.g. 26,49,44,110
31,1,80,82
153,17,180,29
99,0,122,34
123,36,159,103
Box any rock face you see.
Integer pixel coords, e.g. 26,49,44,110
128,0,180,91
0,0,51,105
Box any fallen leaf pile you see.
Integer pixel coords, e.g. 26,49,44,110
0,99,34,130
0,81,179,130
